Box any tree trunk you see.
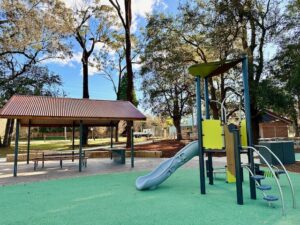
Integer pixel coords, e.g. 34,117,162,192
115,122,119,142
250,106,261,144
2,119,14,147
126,120,133,148
208,77,219,119
124,0,133,147
173,117,182,141
82,54,89,145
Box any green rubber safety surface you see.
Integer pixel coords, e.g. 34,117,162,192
0,169,299,225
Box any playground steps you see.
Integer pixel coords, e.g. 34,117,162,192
263,195,279,202
250,174,279,203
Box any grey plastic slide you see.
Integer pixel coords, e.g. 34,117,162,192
135,141,198,190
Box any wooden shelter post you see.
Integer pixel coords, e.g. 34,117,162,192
13,119,20,177
26,120,31,164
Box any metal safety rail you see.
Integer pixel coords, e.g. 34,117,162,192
255,145,296,209
243,146,286,215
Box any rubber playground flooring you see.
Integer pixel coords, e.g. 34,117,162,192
0,169,299,225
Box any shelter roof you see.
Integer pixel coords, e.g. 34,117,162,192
0,95,146,127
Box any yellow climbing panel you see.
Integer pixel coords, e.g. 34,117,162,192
202,120,224,150
240,120,248,146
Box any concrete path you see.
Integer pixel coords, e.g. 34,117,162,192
0,156,231,186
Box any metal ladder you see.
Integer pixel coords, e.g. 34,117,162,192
243,146,286,215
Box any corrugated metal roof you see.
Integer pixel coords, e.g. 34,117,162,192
0,95,146,126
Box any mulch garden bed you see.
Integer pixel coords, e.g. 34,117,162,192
284,161,300,173
135,140,186,157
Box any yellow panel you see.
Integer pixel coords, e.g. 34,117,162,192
240,120,248,146
226,170,236,183
202,120,224,150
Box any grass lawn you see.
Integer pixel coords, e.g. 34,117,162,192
0,168,298,225
0,137,148,157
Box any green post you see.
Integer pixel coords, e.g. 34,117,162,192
196,77,206,194
242,56,256,200
26,120,31,164
131,125,134,168
13,119,20,177
79,120,83,172
232,125,243,205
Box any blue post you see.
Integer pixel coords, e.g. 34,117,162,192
242,56,256,199
13,119,20,177
79,120,83,172
196,77,206,194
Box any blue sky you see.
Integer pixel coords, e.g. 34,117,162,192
46,0,179,104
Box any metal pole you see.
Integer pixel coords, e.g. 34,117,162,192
13,119,20,177
131,125,134,168
79,120,83,172
72,121,75,150
196,77,206,194
233,127,243,205
26,120,31,164
242,56,256,199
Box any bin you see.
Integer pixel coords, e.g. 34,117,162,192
258,141,295,165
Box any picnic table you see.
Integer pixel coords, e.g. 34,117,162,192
32,151,88,170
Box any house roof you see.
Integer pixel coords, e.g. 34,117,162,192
0,95,146,127
261,110,292,124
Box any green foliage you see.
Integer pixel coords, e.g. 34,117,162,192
140,13,195,121
119,73,138,106
0,65,62,107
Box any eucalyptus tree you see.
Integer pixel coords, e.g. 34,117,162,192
141,14,195,140
178,0,288,142
0,0,71,147
0,65,62,147
64,0,117,144
108,0,135,147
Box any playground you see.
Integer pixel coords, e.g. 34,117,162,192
0,167,299,225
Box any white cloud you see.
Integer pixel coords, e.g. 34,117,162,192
45,52,82,67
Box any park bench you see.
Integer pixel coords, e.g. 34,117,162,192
32,151,88,170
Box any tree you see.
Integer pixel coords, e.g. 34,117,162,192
0,65,62,147
109,0,134,147
266,0,300,136
119,73,138,106
141,14,195,140
0,0,70,147
177,0,287,142
95,33,139,142
0,0,71,83
65,0,117,144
